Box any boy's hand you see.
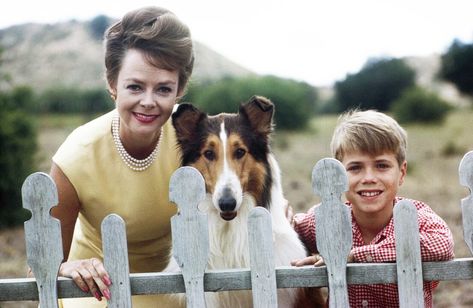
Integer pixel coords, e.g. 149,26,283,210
291,250,355,267
291,254,325,267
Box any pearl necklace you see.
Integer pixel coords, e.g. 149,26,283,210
111,114,162,171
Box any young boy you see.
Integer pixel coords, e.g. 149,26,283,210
291,110,454,307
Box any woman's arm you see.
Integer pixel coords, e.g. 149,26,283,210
49,162,111,301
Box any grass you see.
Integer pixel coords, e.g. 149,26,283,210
1,108,473,307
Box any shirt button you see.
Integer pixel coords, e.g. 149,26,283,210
366,254,373,262
362,299,369,307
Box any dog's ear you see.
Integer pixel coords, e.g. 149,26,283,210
172,103,207,142
240,95,274,135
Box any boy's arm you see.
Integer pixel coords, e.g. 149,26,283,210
293,207,318,254
352,206,454,263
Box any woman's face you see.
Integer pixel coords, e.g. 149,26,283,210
111,48,180,145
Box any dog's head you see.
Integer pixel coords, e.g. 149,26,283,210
172,96,274,221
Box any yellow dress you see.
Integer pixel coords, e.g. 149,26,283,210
53,109,180,307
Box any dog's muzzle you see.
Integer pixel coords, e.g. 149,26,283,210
218,187,237,221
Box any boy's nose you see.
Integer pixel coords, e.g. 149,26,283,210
362,168,377,183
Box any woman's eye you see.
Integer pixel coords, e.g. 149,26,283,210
159,86,172,93
235,148,246,159
127,84,141,91
203,150,215,161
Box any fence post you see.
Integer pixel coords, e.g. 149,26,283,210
248,207,278,308
459,151,473,254
22,172,63,308
169,166,208,308
312,158,351,307
102,214,132,308
394,200,424,307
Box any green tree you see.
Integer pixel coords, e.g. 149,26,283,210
439,39,473,96
0,49,37,228
391,87,452,124
89,15,111,40
187,76,317,130
334,57,416,112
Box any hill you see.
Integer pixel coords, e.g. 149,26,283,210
0,19,254,92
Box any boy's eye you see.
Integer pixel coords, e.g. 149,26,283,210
376,163,390,169
346,165,361,172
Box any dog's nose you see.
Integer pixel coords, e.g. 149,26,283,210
219,188,236,212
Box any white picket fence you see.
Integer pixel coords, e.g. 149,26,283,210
1,152,473,307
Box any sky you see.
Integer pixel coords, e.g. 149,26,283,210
1,0,472,87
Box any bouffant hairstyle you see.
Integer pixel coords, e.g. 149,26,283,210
104,6,194,94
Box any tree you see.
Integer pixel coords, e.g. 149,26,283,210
334,57,416,112
439,39,473,96
89,15,111,40
0,49,37,229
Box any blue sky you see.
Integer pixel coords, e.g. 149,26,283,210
1,0,472,86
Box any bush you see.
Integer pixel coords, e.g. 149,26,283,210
184,76,318,130
391,87,452,124
334,57,416,112
0,89,37,229
37,87,113,114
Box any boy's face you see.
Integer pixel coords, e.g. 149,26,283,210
342,151,407,218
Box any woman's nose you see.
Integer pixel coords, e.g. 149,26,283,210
140,92,156,109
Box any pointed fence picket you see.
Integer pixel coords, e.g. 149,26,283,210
1,151,473,307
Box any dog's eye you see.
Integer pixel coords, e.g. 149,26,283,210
235,148,246,159
203,150,215,161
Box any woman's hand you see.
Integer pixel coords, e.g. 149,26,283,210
59,258,112,301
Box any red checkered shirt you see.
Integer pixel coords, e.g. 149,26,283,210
293,197,454,308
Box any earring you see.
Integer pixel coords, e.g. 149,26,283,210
110,92,116,101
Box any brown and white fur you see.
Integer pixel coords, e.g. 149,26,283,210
164,96,324,307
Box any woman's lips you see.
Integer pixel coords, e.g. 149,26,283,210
133,112,158,123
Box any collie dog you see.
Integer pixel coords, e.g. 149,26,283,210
164,96,324,307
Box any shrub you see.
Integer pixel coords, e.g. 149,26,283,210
37,87,113,114
391,87,452,124
184,76,318,130
334,57,416,112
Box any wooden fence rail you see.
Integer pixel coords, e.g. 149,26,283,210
1,151,472,307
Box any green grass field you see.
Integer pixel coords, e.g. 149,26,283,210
2,108,473,307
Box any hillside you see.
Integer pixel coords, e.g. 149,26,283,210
0,20,254,92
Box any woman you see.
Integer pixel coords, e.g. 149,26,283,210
49,6,194,307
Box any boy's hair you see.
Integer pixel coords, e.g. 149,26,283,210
330,109,407,165
104,6,194,94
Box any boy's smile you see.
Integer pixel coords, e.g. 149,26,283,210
342,151,407,221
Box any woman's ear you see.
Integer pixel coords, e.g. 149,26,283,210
107,83,117,101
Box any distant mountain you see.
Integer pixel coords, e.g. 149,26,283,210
0,19,254,92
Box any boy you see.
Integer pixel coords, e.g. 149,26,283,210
291,110,454,307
